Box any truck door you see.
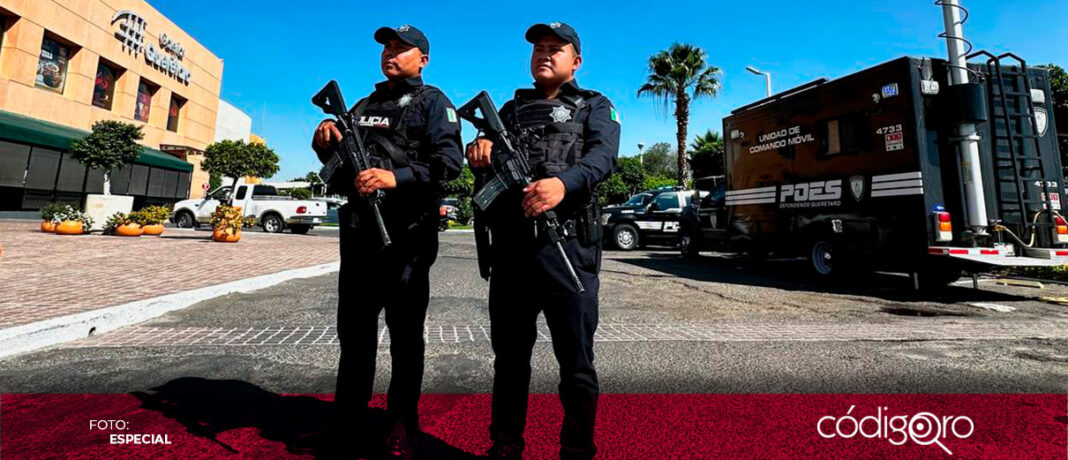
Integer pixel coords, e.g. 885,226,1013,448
651,192,684,233
233,185,253,216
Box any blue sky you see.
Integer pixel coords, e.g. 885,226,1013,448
150,0,1068,181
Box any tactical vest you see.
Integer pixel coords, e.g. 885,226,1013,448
352,85,432,171
510,92,591,181
496,90,604,245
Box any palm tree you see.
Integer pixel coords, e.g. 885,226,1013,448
638,43,722,184
689,130,725,178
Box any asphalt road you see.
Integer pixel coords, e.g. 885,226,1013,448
2,232,1067,395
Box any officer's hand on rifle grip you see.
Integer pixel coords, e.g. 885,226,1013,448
466,138,493,168
314,120,344,150
523,178,566,217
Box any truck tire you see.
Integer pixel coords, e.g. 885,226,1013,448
175,210,196,229
613,223,639,251
289,224,311,235
809,239,837,277
262,214,284,233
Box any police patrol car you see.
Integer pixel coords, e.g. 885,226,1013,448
600,186,705,250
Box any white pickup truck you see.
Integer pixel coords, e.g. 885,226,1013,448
171,181,327,234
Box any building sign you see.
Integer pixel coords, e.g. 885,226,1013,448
111,10,192,85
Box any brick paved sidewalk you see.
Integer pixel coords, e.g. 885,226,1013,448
0,220,339,329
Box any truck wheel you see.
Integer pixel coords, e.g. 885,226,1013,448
613,224,639,251
175,210,196,229
289,224,311,235
809,240,836,276
262,214,284,233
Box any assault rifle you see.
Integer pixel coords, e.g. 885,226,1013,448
457,91,585,293
312,80,391,247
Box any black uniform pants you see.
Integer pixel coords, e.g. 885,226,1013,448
333,206,438,432
488,236,601,460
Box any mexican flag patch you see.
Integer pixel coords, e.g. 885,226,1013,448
610,107,620,124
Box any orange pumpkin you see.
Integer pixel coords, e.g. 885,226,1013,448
55,221,84,235
41,221,56,232
142,224,165,236
212,227,241,243
116,223,143,237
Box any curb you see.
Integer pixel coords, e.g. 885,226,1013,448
0,262,340,360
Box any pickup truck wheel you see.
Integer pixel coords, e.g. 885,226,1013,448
289,224,311,235
175,210,196,229
613,223,639,251
809,240,836,276
262,214,284,233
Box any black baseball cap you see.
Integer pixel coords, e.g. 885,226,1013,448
525,22,581,55
374,24,430,55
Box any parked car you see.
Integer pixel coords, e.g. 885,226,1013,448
172,180,327,234
601,187,707,250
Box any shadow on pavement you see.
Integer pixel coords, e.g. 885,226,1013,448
132,377,479,459
610,252,1031,306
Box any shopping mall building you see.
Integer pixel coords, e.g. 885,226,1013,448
0,0,250,210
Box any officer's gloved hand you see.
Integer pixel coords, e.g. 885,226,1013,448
466,138,493,168
314,120,343,150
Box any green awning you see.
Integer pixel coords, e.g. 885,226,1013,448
0,109,194,172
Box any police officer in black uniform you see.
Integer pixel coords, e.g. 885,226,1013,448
312,24,462,458
466,22,620,460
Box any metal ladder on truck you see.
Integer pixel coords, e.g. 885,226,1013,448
967,51,1059,254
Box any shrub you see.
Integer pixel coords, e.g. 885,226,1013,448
290,188,313,200
103,212,137,235
40,202,68,222
52,205,94,228
210,205,244,233
137,205,171,225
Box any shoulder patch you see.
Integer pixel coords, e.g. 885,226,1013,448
446,107,457,123
610,107,620,125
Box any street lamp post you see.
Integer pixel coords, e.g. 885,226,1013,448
746,66,772,98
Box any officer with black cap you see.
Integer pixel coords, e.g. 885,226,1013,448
466,21,620,460
312,24,462,458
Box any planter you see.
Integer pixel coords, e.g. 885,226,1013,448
115,223,143,237
142,224,165,236
212,227,241,243
41,221,56,232
55,221,85,235
84,194,134,231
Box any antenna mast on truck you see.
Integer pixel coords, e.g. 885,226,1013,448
939,0,988,235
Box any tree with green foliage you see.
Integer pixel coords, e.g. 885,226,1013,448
289,188,313,200
442,164,476,224
638,43,722,184
640,142,676,178
201,140,280,202
69,120,144,195
598,156,646,205
1039,63,1068,174
689,130,725,179
293,171,323,185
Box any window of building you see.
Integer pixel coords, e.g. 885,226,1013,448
36,34,71,94
134,79,157,122
167,94,185,132
92,60,122,110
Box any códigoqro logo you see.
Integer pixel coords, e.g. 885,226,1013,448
817,405,974,455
